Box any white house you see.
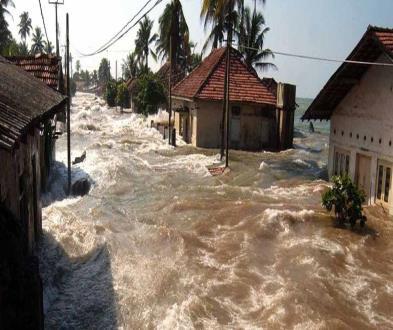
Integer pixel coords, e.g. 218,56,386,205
302,26,393,215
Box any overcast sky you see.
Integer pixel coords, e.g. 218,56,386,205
7,0,393,97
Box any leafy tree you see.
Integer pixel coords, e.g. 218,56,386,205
30,27,44,54
322,176,367,228
98,58,111,85
135,16,157,70
156,0,190,71
122,51,140,80
18,11,32,42
239,7,276,71
70,78,77,96
91,70,98,85
116,83,130,109
134,73,166,115
105,80,117,107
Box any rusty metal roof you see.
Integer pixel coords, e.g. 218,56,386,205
0,56,66,151
302,26,393,121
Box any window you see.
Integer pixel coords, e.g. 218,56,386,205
376,160,392,205
333,148,350,176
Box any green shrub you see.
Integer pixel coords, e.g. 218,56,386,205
116,83,130,108
134,73,166,116
105,81,117,107
322,175,367,228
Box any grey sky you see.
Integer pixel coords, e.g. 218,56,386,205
7,0,393,97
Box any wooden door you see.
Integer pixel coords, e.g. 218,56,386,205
355,154,371,202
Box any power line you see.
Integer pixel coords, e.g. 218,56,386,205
78,0,164,57
38,0,50,46
91,0,155,55
237,44,393,67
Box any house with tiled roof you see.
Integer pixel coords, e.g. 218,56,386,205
0,55,66,254
302,26,393,214
172,47,296,151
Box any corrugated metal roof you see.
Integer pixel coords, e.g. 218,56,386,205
302,26,393,121
0,56,66,151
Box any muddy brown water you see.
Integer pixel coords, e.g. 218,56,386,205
39,93,393,329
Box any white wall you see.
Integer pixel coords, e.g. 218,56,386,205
329,53,393,213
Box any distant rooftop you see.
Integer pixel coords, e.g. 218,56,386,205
0,56,66,150
6,54,60,90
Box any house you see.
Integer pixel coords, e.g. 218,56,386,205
6,54,65,186
156,61,185,109
0,55,67,254
302,26,393,214
171,47,296,151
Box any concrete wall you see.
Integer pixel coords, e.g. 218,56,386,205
0,127,42,254
329,53,393,214
173,98,277,150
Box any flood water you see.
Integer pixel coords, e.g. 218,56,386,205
40,93,393,329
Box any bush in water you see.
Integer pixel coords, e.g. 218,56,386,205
116,83,130,108
134,73,166,115
322,175,367,228
105,81,117,107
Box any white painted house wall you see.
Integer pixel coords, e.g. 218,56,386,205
329,54,393,214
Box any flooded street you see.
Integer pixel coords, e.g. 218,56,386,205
40,93,393,329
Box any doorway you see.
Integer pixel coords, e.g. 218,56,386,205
376,160,392,207
230,106,241,148
355,154,371,203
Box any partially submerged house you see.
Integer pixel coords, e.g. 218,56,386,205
171,47,296,151
302,26,393,214
0,55,67,254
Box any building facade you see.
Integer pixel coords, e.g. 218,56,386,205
172,47,296,151
302,26,393,215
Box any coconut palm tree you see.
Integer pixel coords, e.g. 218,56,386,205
18,11,32,42
0,0,14,53
201,0,267,52
44,40,54,54
239,7,276,71
135,16,157,70
156,0,190,70
122,51,140,79
31,27,44,54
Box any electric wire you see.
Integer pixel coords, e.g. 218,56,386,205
237,44,393,67
38,0,50,46
88,0,155,55
78,0,165,57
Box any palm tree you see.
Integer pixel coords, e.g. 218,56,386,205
31,27,44,54
19,41,29,55
135,16,157,70
44,40,54,54
239,7,276,71
18,11,32,42
201,0,267,52
122,51,140,79
0,0,14,53
156,0,190,70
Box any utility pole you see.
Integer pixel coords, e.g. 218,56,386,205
49,0,64,57
66,13,71,195
220,8,233,168
168,36,173,145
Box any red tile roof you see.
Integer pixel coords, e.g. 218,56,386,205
6,54,60,90
172,47,277,106
303,26,393,120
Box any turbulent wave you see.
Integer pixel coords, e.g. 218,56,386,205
40,93,393,329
